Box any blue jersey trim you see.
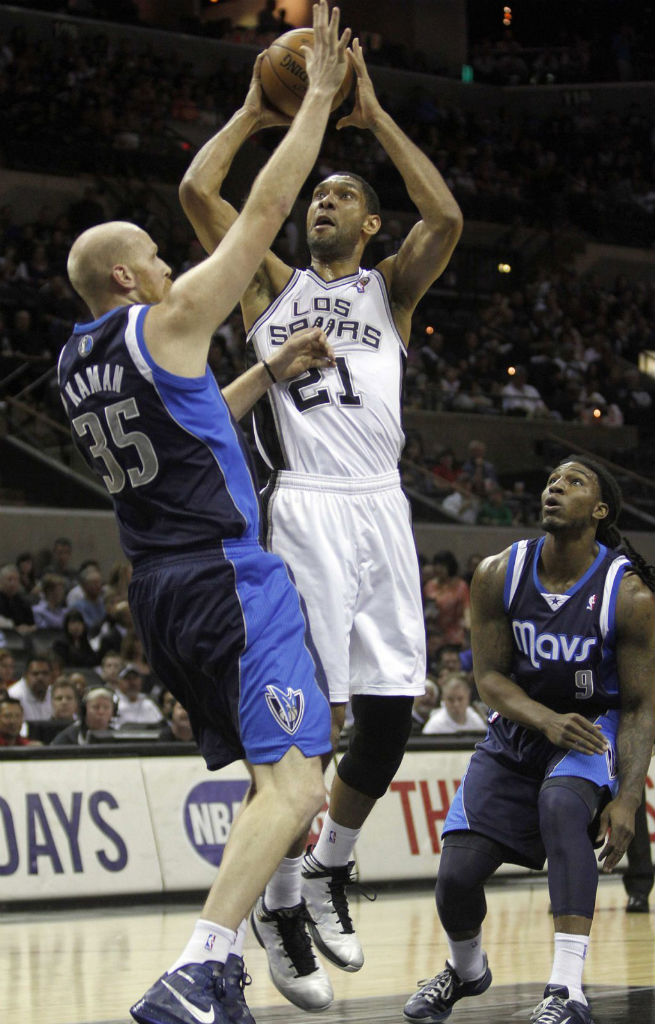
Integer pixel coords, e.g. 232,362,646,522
533,538,608,598
73,306,125,333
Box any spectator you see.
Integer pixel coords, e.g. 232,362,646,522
441,474,481,524
423,551,471,649
411,677,440,734
67,564,106,637
52,609,100,668
422,674,487,734
461,440,498,488
48,537,77,591
501,365,549,418
0,696,40,746
477,485,514,526
114,664,163,727
8,656,53,721
32,573,68,629
158,689,176,721
0,563,36,634
158,700,195,743
95,589,132,660
507,480,538,526
65,559,102,606
15,551,38,601
51,685,117,746
431,447,461,492
49,676,79,717
120,630,161,698
0,648,18,695
93,650,124,690
29,676,79,744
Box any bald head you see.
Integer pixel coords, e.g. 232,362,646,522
67,221,152,316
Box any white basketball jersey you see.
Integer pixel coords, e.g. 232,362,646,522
247,267,406,477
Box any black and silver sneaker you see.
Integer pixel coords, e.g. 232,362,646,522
250,896,333,1011
301,848,368,971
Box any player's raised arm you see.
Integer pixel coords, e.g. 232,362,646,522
148,1,351,375
179,51,291,257
336,38,462,340
472,554,610,756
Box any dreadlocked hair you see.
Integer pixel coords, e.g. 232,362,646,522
563,454,655,592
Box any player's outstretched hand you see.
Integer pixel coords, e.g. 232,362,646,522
543,712,610,755
336,38,384,132
243,52,293,129
267,327,336,382
303,1,351,103
596,797,637,872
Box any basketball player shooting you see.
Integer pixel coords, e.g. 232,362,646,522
404,457,655,1024
180,35,463,1012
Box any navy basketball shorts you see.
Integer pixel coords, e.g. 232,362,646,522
443,711,620,869
128,540,332,770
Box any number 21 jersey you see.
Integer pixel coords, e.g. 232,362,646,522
247,267,406,477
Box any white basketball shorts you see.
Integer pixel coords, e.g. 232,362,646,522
262,470,426,703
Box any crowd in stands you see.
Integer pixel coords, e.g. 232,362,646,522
14,0,654,86
0,538,197,747
0,18,652,246
0,537,487,745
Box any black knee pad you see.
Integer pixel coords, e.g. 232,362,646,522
436,833,503,934
337,695,413,799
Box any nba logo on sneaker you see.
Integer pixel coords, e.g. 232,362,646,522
586,593,597,611
205,933,216,952
265,684,305,735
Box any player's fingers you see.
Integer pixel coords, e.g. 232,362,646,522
595,809,609,844
328,3,341,41
335,114,354,130
338,27,352,54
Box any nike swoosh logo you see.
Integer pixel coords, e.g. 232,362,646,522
161,978,215,1023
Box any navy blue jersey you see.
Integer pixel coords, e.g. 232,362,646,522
502,536,629,714
57,304,262,562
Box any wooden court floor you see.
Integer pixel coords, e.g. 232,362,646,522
3,875,653,1024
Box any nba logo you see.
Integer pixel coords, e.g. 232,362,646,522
205,933,216,952
355,275,370,293
328,830,337,844
586,594,597,611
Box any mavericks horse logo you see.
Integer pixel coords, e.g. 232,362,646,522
265,684,305,735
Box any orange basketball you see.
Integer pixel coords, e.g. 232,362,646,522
260,27,354,118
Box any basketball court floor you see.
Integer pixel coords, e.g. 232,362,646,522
4,875,653,1024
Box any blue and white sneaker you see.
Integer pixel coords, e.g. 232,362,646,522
530,985,595,1023
130,961,232,1024
404,956,492,1022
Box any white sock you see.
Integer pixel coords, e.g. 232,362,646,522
167,919,235,973
312,812,361,868
447,931,486,982
264,855,303,910
230,919,248,959
548,932,589,1005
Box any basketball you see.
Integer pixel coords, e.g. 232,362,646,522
260,27,354,118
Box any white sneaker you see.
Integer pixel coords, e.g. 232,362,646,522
301,850,365,972
250,896,333,1011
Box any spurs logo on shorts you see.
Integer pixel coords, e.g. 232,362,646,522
265,684,305,735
